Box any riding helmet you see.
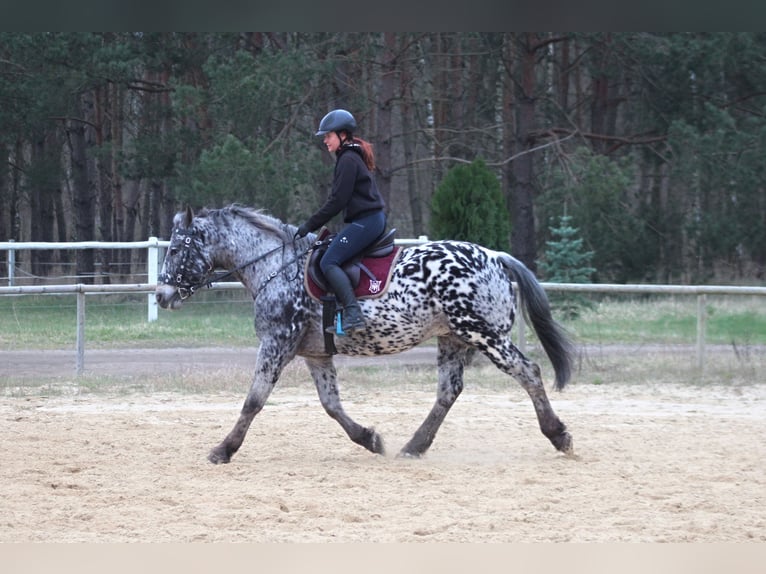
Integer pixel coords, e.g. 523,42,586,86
315,109,357,136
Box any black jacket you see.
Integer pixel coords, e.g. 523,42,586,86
303,144,385,232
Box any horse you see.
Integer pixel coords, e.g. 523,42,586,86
155,204,575,464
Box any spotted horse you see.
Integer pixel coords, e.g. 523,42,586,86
155,204,575,464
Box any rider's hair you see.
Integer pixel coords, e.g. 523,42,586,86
348,136,375,172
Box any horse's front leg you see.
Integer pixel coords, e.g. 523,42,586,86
208,337,296,464
399,336,471,458
304,356,385,455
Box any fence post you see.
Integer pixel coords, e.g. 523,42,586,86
147,237,159,322
7,239,14,287
515,284,526,354
76,288,85,376
696,293,707,372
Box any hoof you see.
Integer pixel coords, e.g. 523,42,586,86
207,446,231,465
551,430,574,456
367,430,386,455
396,450,423,459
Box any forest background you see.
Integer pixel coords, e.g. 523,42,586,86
1,32,765,285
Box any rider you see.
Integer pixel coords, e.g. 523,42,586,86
295,109,386,334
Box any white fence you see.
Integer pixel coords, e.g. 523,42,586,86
1,235,430,321
2,237,167,322
2,239,766,375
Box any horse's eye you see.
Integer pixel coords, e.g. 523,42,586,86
169,247,179,256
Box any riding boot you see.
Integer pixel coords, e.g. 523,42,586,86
323,265,366,334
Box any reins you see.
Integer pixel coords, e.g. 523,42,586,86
165,221,331,301
213,239,314,300
210,240,313,299
189,239,323,301
206,243,287,286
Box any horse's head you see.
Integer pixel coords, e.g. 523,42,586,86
155,206,213,310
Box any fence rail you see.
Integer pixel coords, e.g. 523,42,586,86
2,237,167,322
2,236,430,321
3,239,766,375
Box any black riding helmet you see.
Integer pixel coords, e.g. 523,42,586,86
315,109,357,136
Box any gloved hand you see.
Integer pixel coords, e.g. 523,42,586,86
294,224,310,239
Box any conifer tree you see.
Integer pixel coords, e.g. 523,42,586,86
540,214,596,318
430,159,511,251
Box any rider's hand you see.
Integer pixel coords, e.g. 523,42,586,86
294,224,310,239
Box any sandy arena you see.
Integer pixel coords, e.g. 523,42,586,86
1,348,764,542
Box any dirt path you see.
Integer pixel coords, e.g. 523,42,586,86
1,369,764,542
4,343,762,380
1,346,439,378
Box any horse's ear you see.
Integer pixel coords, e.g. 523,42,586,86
184,205,194,228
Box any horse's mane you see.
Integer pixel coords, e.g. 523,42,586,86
198,204,292,243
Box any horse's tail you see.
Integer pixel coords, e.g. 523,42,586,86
500,254,574,391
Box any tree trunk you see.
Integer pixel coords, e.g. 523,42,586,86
69,93,97,284
557,37,570,112
589,33,622,154
10,139,22,241
94,84,115,283
501,34,515,248
30,135,56,278
509,33,539,272
376,32,396,211
430,32,450,187
400,37,424,235
0,144,7,259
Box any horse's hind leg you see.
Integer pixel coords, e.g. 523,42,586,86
399,336,471,458
305,356,385,455
482,338,572,454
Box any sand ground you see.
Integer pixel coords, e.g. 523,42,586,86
1,349,764,542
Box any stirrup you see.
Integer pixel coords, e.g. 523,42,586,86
324,308,366,336
325,310,347,336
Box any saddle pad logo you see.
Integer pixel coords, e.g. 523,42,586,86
368,279,382,294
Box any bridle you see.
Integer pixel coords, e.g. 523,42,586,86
159,225,315,301
158,228,210,300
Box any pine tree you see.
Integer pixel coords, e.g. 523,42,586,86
540,214,596,318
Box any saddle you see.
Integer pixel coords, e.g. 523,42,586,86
304,227,402,355
304,227,402,301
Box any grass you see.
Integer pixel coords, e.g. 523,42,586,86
2,289,765,397
1,290,257,350
562,294,766,346
2,290,766,350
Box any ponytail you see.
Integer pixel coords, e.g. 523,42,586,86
352,137,376,172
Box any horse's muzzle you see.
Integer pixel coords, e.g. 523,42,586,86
155,284,184,310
